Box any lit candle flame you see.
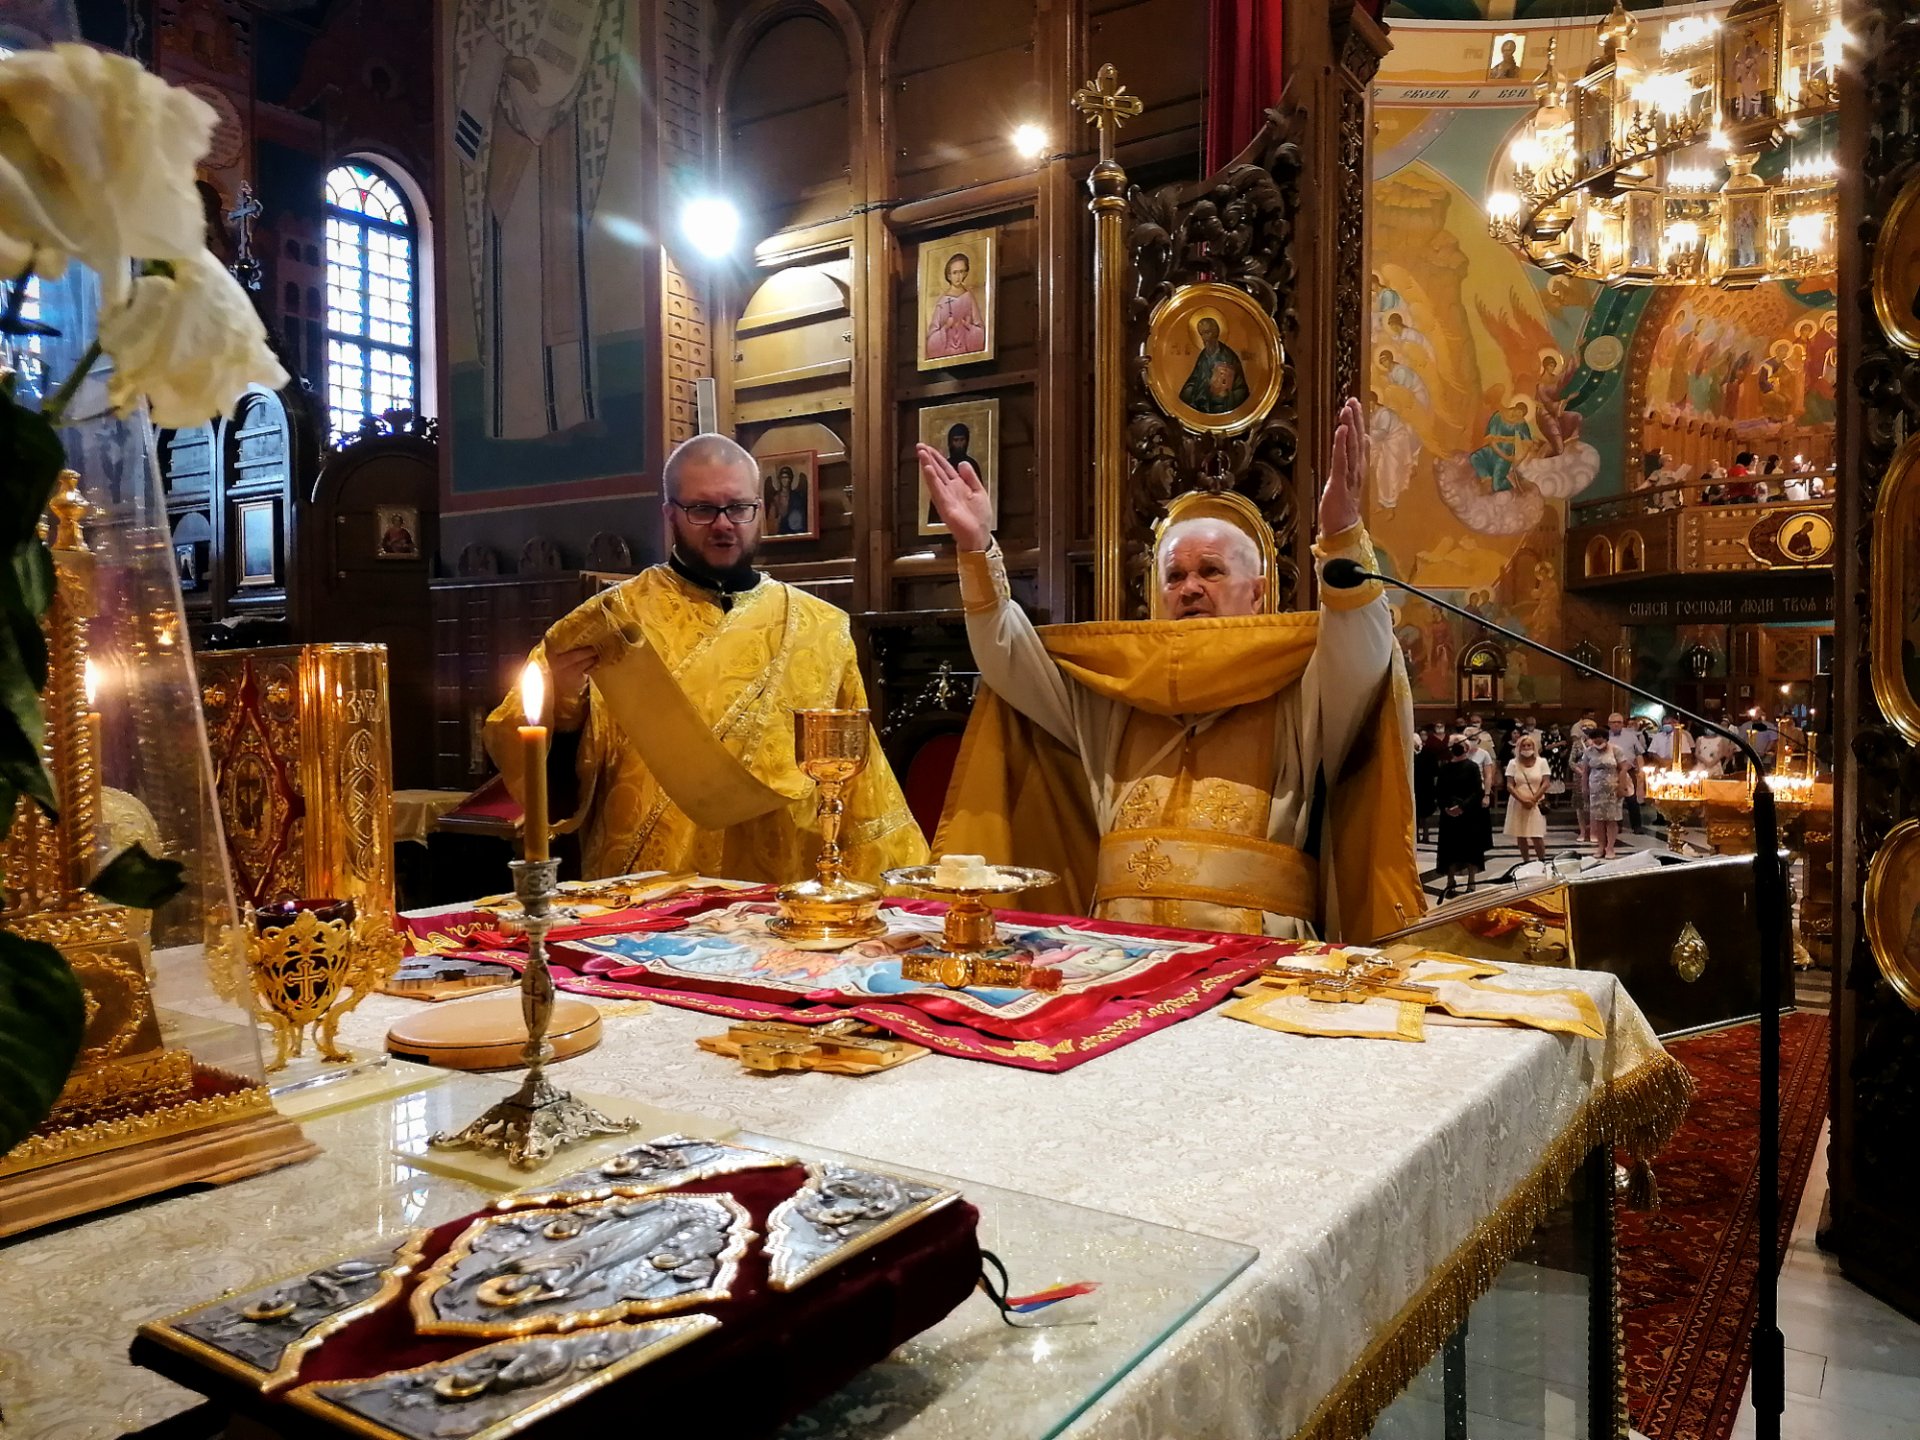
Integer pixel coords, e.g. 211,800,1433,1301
84,658,99,709
520,661,545,727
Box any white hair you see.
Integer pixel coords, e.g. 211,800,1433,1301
662,434,756,500
1159,516,1262,581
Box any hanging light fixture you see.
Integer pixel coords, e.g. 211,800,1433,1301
1487,0,1841,289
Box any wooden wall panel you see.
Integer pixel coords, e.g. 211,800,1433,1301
892,0,1044,198
1089,0,1207,149
726,15,854,230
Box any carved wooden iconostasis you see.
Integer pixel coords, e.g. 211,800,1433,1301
708,0,1195,624
1831,0,1920,1324
704,0,1386,784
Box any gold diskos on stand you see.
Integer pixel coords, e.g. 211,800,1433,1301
771,709,886,949
884,864,1061,992
429,858,637,1169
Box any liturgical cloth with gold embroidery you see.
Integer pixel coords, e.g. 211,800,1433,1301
484,566,928,883
938,523,1421,940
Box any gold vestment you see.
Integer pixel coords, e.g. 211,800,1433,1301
485,566,927,883
935,528,1421,941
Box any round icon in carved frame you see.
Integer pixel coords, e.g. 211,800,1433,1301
1873,172,1920,355
1864,818,1920,1013
1143,283,1285,438
1871,433,1920,748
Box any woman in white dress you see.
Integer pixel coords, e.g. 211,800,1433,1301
1504,732,1552,864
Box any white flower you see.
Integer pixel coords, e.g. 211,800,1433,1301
0,44,215,300
98,252,289,427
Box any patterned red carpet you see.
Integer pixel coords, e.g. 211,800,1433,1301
1620,1011,1831,1440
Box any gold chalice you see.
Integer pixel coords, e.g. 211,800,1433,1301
884,860,1061,992
772,709,889,949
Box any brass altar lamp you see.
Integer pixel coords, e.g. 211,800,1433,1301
771,708,887,949
883,862,1062,992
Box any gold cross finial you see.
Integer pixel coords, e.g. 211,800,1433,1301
1072,64,1144,164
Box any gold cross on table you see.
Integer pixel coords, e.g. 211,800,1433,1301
1253,958,1439,1008
1071,64,1144,163
1125,837,1175,888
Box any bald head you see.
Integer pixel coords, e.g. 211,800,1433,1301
1159,517,1265,619
662,433,756,501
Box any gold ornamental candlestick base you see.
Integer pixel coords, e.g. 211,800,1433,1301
430,858,637,1169
884,864,1060,992
772,708,888,951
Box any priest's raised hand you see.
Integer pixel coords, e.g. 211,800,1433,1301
916,443,995,552
1318,394,1370,538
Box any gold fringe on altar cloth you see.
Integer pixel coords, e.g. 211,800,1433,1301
1290,1045,1693,1440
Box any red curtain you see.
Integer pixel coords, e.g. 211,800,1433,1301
1205,0,1285,175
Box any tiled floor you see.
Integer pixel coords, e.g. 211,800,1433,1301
1725,1124,1920,1440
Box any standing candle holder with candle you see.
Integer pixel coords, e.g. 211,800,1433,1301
429,662,637,1169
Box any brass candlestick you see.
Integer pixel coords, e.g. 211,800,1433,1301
883,864,1060,991
771,709,887,950
430,858,637,1168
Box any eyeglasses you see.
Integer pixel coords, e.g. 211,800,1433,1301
670,500,760,526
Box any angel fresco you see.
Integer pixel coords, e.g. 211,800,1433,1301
1532,351,1582,457
1470,398,1536,493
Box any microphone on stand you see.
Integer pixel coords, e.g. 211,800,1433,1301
1325,555,1791,1437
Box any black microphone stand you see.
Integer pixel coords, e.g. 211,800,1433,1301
1340,565,1790,1438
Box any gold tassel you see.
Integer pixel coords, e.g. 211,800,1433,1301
1625,1157,1660,1211
1290,1049,1691,1440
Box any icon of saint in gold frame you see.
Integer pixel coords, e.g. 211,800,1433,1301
1143,283,1285,438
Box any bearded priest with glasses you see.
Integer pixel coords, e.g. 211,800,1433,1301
485,435,928,883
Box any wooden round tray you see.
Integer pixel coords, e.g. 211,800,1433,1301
385,995,602,1071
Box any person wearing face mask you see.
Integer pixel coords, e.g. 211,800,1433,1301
1607,711,1646,833
919,398,1422,941
1575,725,1627,859
1503,732,1552,865
484,434,927,882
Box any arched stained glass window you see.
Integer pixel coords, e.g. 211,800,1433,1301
324,161,418,442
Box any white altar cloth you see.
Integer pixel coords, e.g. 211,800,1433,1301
0,938,1682,1440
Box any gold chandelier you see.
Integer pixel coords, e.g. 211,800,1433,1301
1487,0,1841,289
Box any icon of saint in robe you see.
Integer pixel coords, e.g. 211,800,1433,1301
1178,316,1250,416
924,252,987,361
928,424,980,528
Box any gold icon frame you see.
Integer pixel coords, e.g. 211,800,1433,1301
1870,433,1920,747
1142,282,1285,438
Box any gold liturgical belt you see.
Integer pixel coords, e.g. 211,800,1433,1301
1094,827,1318,922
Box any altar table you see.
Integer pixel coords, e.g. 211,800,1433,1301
0,900,1683,1440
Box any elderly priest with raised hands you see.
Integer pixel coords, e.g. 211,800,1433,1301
487,434,928,884
919,397,1421,941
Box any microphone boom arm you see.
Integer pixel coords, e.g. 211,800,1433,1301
1340,563,1791,1434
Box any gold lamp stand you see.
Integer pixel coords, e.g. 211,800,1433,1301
770,709,886,950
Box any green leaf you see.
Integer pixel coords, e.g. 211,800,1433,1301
89,843,187,910
0,617,47,758
0,928,85,1157
0,390,64,552
0,722,54,816
10,540,52,619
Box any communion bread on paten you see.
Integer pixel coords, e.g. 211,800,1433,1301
933,853,992,887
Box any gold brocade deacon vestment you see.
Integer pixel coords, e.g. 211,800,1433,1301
935,524,1422,942
484,565,928,884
